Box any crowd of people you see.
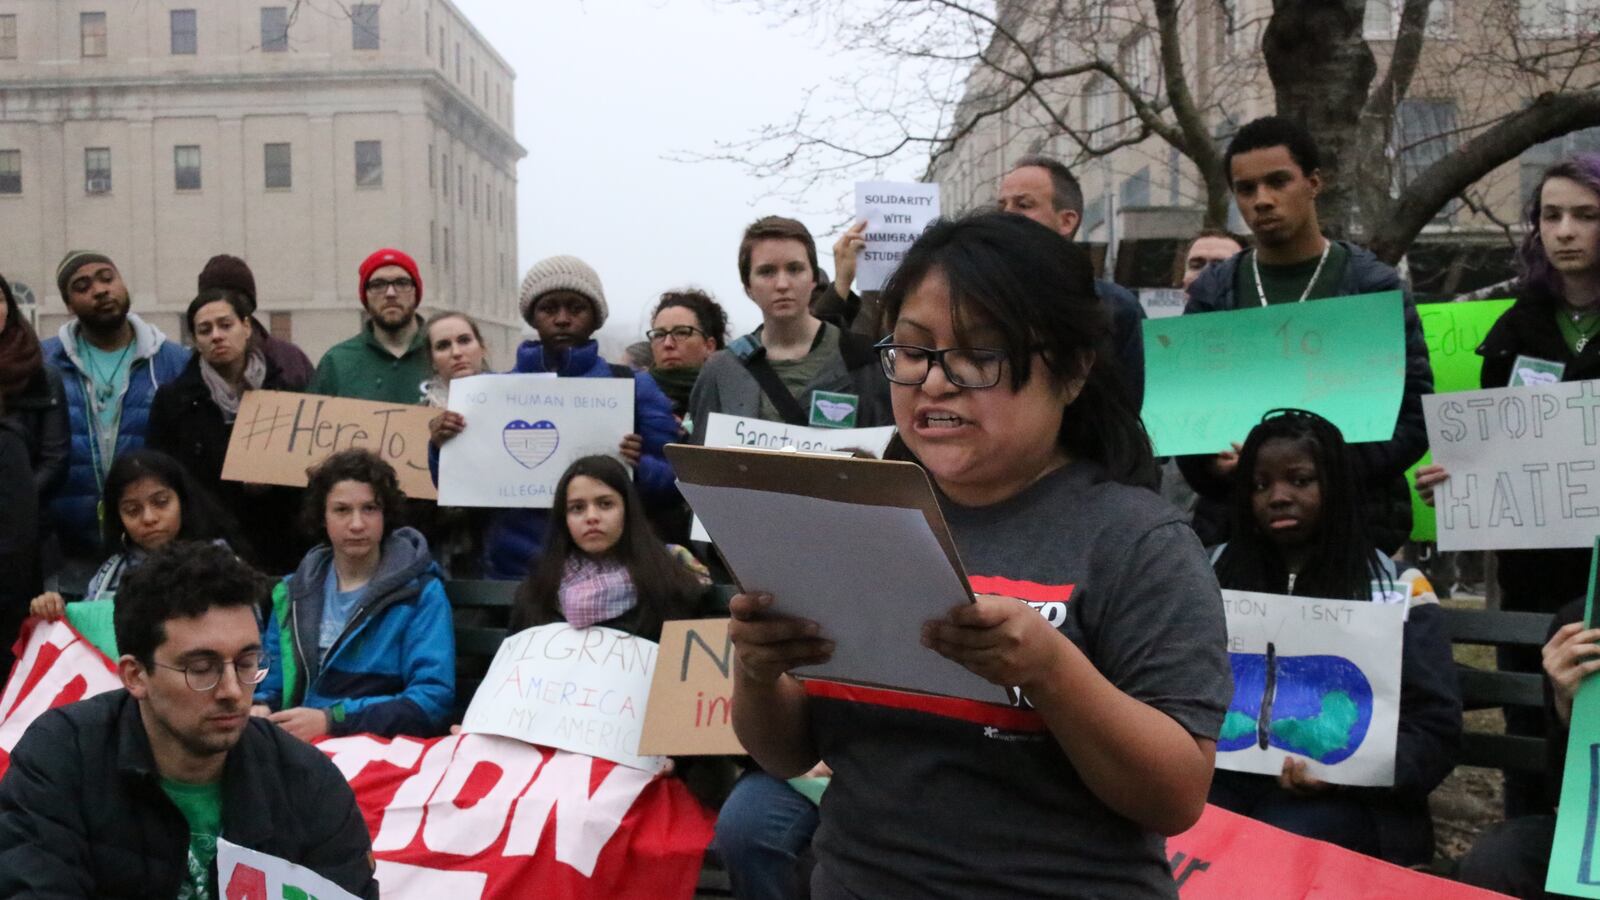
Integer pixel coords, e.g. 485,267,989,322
0,112,1592,898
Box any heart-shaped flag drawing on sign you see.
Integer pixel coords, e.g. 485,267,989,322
502,420,560,469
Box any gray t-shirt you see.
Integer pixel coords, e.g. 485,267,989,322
807,461,1232,899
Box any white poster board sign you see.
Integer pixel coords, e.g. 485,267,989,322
1424,380,1600,550
439,374,634,508
853,181,940,291
217,838,363,900
690,412,898,541
1138,288,1187,319
1218,589,1405,787
461,624,667,773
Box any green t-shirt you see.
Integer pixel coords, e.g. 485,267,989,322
1235,242,1350,306
756,323,839,423
77,337,134,479
161,778,223,900
1555,307,1600,355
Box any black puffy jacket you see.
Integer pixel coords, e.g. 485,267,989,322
0,690,378,899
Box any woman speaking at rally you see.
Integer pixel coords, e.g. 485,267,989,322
727,212,1232,898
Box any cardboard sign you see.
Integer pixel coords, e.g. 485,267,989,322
1218,590,1405,786
1141,291,1406,456
1424,380,1600,551
218,838,363,900
1548,538,1600,897
221,390,436,499
853,181,940,291
438,374,636,508
1408,299,1516,542
638,619,744,756
461,624,666,772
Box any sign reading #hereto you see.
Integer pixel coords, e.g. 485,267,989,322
853,181,940,292
222,390,436,499
461,623,667,773
438,374,634,508
1140,291,1406,456
1425,381,1600,551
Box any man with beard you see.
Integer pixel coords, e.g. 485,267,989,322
0,540,378,898
308,248,432,403
42,251,189,592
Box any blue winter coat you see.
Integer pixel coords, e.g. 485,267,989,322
477,340,680,580
256,527,456,738
41,315,190,559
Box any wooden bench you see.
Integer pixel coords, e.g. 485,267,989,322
443,579,734,898
1442,606,1554,773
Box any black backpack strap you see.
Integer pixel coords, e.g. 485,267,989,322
737,347,809,426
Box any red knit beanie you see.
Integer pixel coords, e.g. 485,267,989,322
358,248,423,308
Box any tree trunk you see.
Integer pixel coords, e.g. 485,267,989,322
1261,0,1377,240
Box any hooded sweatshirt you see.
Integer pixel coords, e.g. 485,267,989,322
41,314,189,557
256,526,455,738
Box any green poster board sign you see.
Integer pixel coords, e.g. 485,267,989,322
1407,299,1515,542
1546,537,1600,897
1141,292,1406,457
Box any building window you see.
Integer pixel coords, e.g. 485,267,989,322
85,148,111,194
455,42,462,81
81,12,107,58
261,7,288,52
438,27,445,67
430,220,438,265
457,165,464,207
1119,167,1151,208
355,140,383,188
0,15,18,60
174,145,201,191
1364,0,1452,39
170,10,197,55
1397,98,1459,221
0,150,19,194
473,174,480,215
470,57,477,99
1521,126,1600,202
425,11,431,54
1520,0,1589,34
351,4,379,50
442,153,450,197
269,311,293,341
264,142,292,189
443,227,452,271
428,144,435,190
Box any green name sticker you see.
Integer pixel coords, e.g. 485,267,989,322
1508,354,1566,387
809,390,859,428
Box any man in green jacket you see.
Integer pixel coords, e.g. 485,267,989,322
308,248,431,404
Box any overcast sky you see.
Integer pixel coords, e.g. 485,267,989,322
449,0,923,353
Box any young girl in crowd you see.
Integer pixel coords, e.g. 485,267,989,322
1211,409,1460,866
1416,151,1600,816
28,448,237,657
421,311,491,576
725,212,1230,899
510,454,718,639
253,449,455,741
422,310,490,411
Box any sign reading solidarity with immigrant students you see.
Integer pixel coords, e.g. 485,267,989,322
853,181,940,291
1140,291,1406,457
221,390,437,499
1218,590,1404,787
461,623,666,772
1424,380,1600,551
438,374,635,508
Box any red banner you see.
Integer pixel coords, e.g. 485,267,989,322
0,618,1506,899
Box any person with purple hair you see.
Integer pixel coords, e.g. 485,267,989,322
1417,151,1600,821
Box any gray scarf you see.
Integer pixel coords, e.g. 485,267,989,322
200,351,267,422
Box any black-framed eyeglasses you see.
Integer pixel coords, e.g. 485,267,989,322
873,338,1011,389
153,651,269,692
646,325,706,344
365,277,416,296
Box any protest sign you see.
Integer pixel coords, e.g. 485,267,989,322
461,624,666,772
1409,299,1516,541
638,618,744,756
1138,288,1187,320
0,618,121,777
1141,292,1406,456
438,374,635,508
853,181,940,291
1424,380,1600,551
218,838,362,900
690,412,898,541
1548,538,1600,898
1218,589,1404,786
222,390,436,499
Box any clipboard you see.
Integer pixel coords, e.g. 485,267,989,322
666,444,1006,704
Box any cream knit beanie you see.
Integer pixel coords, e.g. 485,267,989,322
518,255,608,326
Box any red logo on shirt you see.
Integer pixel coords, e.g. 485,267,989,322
971,575,1075,628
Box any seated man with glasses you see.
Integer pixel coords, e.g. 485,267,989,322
0,540,378,898
308,248,434,404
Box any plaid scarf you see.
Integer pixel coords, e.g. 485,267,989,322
558,555,638,629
